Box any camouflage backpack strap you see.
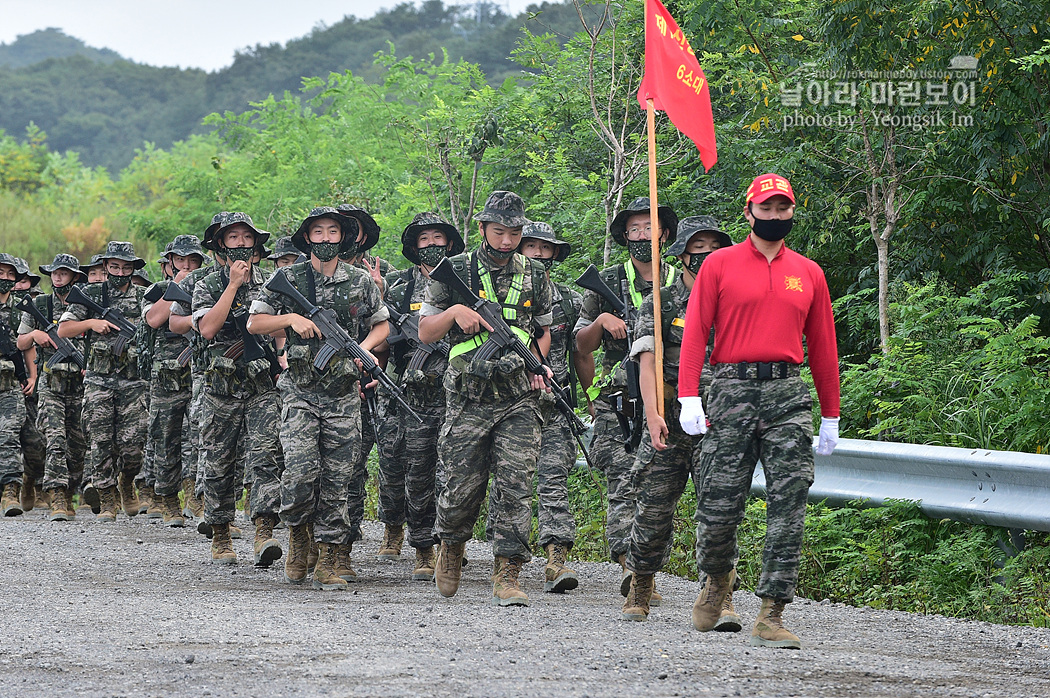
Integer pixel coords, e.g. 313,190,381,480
659,285,679,343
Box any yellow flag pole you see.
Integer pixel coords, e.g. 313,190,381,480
646,97,664,418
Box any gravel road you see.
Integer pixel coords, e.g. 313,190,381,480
2,508,1048,697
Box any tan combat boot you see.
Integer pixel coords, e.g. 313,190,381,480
229,524,243,539
252,515,282,568
181,478,203,519
143,484,162,519
751,598,801,649
306,523,318,570
621,571,654,622
692,571,733,631
543,543,579,593
434,540,465,598
162,494,186,528
412,546,436,582
377,523,405,561
96,486,119,523
210,523,237,564
619,554,662,606
117,473,140,516
20,474,38,511
334,543,357,582
48,487,70,521
491,556,529,607
715,572,743,632
2,482,23,517
285,524,310,584
312,542,348,591
63,488,76,519
137,485,149,515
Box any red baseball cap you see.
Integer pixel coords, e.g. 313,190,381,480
745,173,795,204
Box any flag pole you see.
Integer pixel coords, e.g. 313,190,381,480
646,97,665,419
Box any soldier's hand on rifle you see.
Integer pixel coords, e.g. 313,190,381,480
598,312,628,340
31,330,56,349
530,365,553,393
89,319,121,335
21,378,33,396
287,314,320,339
453,305,493,335
647,410,669,451
228,260,251,288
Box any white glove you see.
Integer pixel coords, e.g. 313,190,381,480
816,417,839,455
678,397,708,435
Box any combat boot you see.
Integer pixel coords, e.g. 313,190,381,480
48,487,70,522
82,485,101,514
334,543,357,582
306,522,318,570
210,522,237,564
285,524,310,584
2,482,23,517
620,554,662,606
751,598,801,649
491,556,529,607
162,494,186,528
312,542,348,591
96,486,119,523
63,488,76,519
137,485,149,515
117,472,140,517
412,546,436,582
543,543,579,593
715,578,744,632
143,485,163,519
434,540,465,598
20,474,38,511
377,523,405,561
692,571,733,632
181,478,203,519
252,515,282,568
621,571,654,621
230,524,243,539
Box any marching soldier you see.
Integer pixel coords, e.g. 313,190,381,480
58,241,149,522
268,236,301,268
418,191,554,607
16,254,88,520
249,206,389,590
573,197,678,599
377,212,464,580
12,258,47,512
0,254,35,515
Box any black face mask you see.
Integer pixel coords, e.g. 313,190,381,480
535,257,555,271
483,240,515,262
224,247,254,264
311,241,341,262
417,245,447,268
52,280,74,294
751,216,793,242
0,279,14,295
107,273,132,290
627,239,654,263
686,252,711,275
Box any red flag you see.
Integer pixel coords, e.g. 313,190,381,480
637,0,717,170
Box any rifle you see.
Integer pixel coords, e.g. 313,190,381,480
63,284,138,357
0,313,28,387
262,270,422,424
428,258,594,466
159,283,195,367
385,302,449,374
15,294,85,370
143,283,165,304
575,264,643,453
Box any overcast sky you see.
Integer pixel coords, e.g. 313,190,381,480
1,0,539,72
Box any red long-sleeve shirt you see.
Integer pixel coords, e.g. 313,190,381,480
677,236,841,417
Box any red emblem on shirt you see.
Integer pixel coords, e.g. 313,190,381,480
784,275,804,293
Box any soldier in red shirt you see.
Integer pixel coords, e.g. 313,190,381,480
677,173,841,649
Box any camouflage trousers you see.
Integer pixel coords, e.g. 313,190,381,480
190,370,206,497
535,411,578,548
148,378,193,497
695,373,814,601
626,400,702,574
21,392,46,482
590,406,637,562
0,387,26,485
278,382,361,545
200,389,280,526
435,391,545,561
37,383,86,492
140,390,152,488
377,395,443,549
83,379,148,490
344,400,376,544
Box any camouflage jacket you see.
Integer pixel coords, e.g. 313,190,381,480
385,265,449,384
17,291,85,372
59,282,146,385
549,282,583,387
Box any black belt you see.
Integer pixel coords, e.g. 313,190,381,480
715,362,801,380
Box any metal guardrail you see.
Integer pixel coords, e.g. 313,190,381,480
749,438,1050,533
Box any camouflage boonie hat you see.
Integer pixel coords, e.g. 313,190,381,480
166,234,205,260
292,207,357,254
80,253,105,273
335,203,381,252
665,216,733,257
0,253,26,280
610,197,679,247
474,191,528,228
400,212,464,264
40,253,86,282
202,212,269,251
131,269,151,286
267,236,300,260
13,257,41,285
520,221,571,263
99,241,146,269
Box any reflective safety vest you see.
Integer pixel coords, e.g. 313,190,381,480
623,260,674,308
449,261,532,360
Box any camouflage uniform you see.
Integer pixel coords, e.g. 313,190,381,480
11,259,46,487
192,265,280,526
0,287,27,489
59,246,149,494
422,246,554,561
251,261,387,544
17,282,86,494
